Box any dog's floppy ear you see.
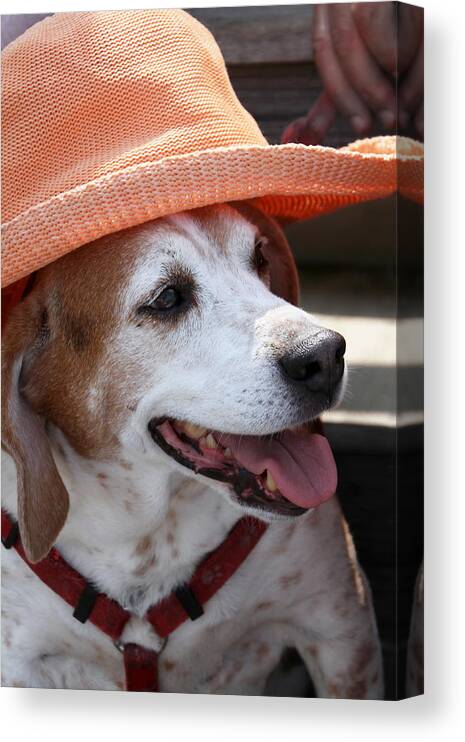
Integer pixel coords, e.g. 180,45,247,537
1,295,69,563
231,201,299,306
261,225,299,306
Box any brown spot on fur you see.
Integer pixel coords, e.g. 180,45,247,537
326,643,376,699
256,643,269,659
163,660,177,672
327,681,342,697
167,509,177,528
132,553,157,577
306,645,318,659
134,533,153,556
97,473,107,481
351,643,376,676
280,570,303,589
120,460,134,471
124,499,135,513
255,600,273,611
346,678,368,699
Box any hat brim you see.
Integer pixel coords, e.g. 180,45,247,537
1,136,423,289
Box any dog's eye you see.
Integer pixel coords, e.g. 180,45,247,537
253,237,269,275
151,287,183,311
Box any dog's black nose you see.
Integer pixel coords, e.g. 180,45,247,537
280,330,346,401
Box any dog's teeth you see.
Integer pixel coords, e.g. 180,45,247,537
266,470,278,492
182,422,207,439
205,433,218,449
224,448,232,459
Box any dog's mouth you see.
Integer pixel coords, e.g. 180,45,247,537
148,418,337,517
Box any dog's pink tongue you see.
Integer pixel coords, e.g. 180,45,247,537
221,430,337,509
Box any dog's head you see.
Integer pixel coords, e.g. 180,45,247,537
2,202,346,561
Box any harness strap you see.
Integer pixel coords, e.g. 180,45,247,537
1,510,131,641
146,517,267,637
1,509,267,692
123,643,160,692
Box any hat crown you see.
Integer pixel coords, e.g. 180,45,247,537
2,10,267,221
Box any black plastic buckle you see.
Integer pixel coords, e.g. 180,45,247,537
175,584,204,622
73,582,98,624
2,521,19,549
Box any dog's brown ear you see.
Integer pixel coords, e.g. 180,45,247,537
261,226,299,307
231,201,300,306
1,297,69,563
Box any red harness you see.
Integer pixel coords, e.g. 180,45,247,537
1,509,267,691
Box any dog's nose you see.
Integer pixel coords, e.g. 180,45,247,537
279,330,346,400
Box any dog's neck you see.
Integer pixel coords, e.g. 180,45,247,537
43,429,240,615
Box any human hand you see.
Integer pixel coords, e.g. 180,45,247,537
282,3,423,145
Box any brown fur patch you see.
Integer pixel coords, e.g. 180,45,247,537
134,533,153,556
351,643,376,676
9,227,149,460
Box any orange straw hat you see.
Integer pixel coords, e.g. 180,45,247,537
2,9,423,306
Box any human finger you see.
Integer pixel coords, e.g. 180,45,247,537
352,1,398,77
328,4,398,129
312,4,372,135
281,91,336,145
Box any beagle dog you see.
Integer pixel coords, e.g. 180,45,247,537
1,202,383,697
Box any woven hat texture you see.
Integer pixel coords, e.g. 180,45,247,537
1,9,423,291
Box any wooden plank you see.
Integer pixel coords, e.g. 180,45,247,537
228,62,389,146
188,5,314,65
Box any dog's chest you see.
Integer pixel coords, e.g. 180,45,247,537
2,450,346,693
1,517,298,693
